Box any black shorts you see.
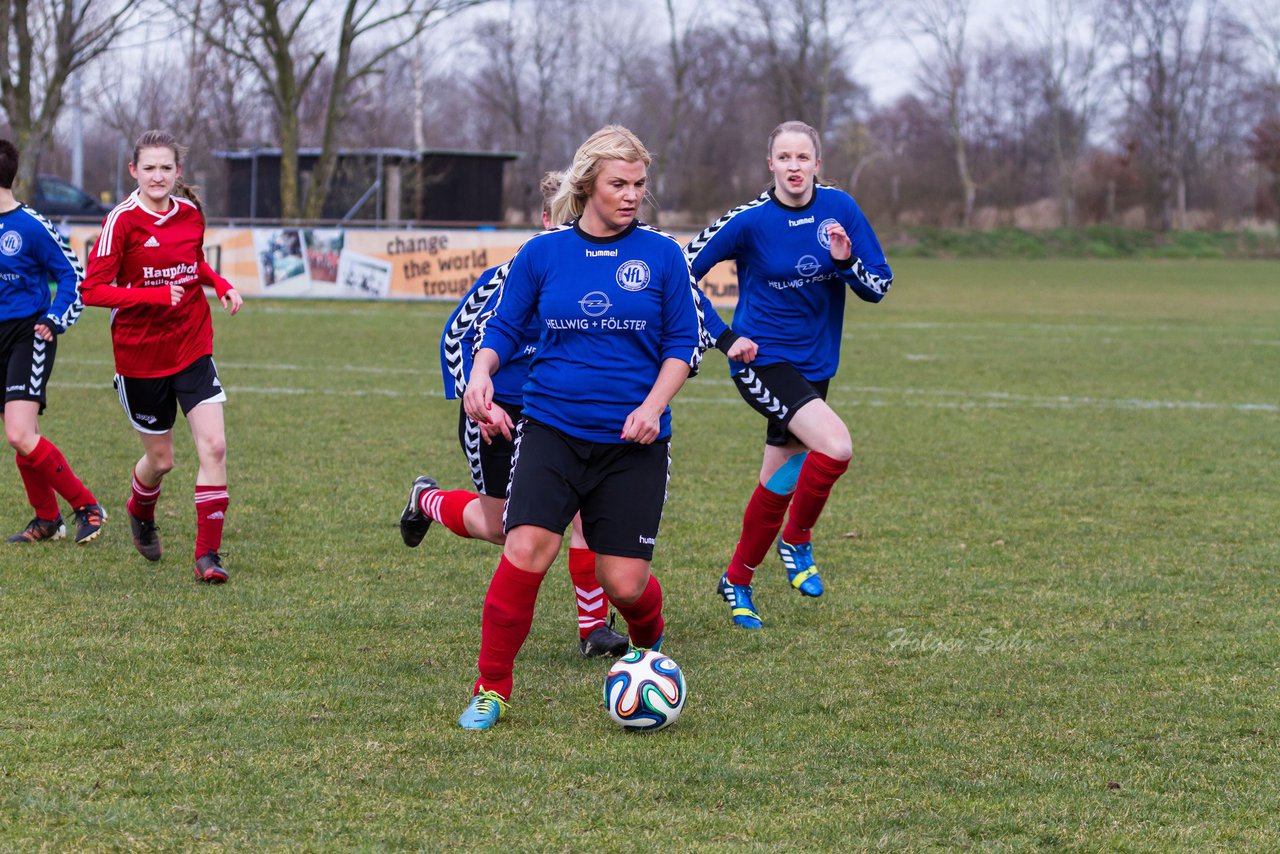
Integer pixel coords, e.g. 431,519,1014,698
457,399,523,499
504,419,670,560
0,312,57,413
114,355,227,434
732,362,830,447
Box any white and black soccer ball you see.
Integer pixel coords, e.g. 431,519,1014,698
603,649,686,732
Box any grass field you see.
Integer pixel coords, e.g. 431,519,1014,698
1,258,1277,850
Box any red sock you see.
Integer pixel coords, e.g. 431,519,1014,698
568,547,606,638
194,484,228,558
419,488,478,539
25,437,95,510
614,574,664,649
15,452,60,520
475,555,545,701
726,483,792,586
127,472,161,522
781,452,850,545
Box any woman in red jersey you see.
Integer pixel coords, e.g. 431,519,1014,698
81,130,243,583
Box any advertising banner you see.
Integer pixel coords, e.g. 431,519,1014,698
66,225,741,306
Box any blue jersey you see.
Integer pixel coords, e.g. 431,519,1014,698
685,186,892,380
440,264,538,405
476,220,703,444
0,205,85,331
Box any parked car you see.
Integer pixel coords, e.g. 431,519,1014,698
27,175,112,219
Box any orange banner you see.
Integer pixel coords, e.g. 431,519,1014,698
66,225,740,306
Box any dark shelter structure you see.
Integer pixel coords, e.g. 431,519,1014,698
214,148,519,224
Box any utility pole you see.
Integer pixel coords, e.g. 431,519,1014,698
71,72,84,187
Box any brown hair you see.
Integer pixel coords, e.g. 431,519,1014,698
0,139,17,189
767,121,823,162
539,170,564,220
133,129,204,213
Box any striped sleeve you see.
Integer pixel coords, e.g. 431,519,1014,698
833,193,893,303
440,265,507,399
642,224,705,375
24,207,85,332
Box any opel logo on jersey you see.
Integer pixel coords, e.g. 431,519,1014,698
816,218,839,250
616,259,651,291
0,231,22,256
796,255,820,277
579,291,613,317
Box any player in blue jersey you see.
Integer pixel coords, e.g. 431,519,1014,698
401,170,630,659
453,125,703,730
0,139,106,545
685,120,893,630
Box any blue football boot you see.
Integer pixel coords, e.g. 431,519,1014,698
458,689,509,730
717,572,762,629
777,539,824,597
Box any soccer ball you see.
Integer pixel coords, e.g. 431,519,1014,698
603,649,686,732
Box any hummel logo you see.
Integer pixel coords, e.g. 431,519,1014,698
144,236,160,248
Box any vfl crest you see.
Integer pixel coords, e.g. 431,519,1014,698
0,231,22,256
616,259,650,291
815,218,839,250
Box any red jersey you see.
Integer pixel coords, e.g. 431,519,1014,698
82,192,232,378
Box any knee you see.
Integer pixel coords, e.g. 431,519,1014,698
502,530,556,572
147,452,176,478
814,426,853,462
605,574,649,605
5,426,36,455
822,439,853,462
197,435,227,467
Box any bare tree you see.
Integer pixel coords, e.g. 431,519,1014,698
1020,0,1100,226
468,0,581,221
0,0,138,191
733,0,868,134
185,0,487,220
1236,0,1280,92
904,0,977,227
1104,0,1225,231
645,0,705,223
1237,0,1280,226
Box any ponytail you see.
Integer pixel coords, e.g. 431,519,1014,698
175,176,204,214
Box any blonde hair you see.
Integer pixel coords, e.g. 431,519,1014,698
549,125,650,226
133,129,204,213
539,170,564,220
767,120,823,162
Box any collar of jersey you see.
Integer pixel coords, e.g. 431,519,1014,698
572,218,639,244
767,186,819,213
131,189,182,226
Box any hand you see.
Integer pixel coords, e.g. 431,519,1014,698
169,284,185,305
33,322,54,342
620,405,661,444
827,222,852,262
221,288,243,315
463,371,495,426
727,336,758,363
478,401,515,444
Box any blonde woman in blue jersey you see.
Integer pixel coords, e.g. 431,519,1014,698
686,120,893,630
456,125,703,730
401,171,630,660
